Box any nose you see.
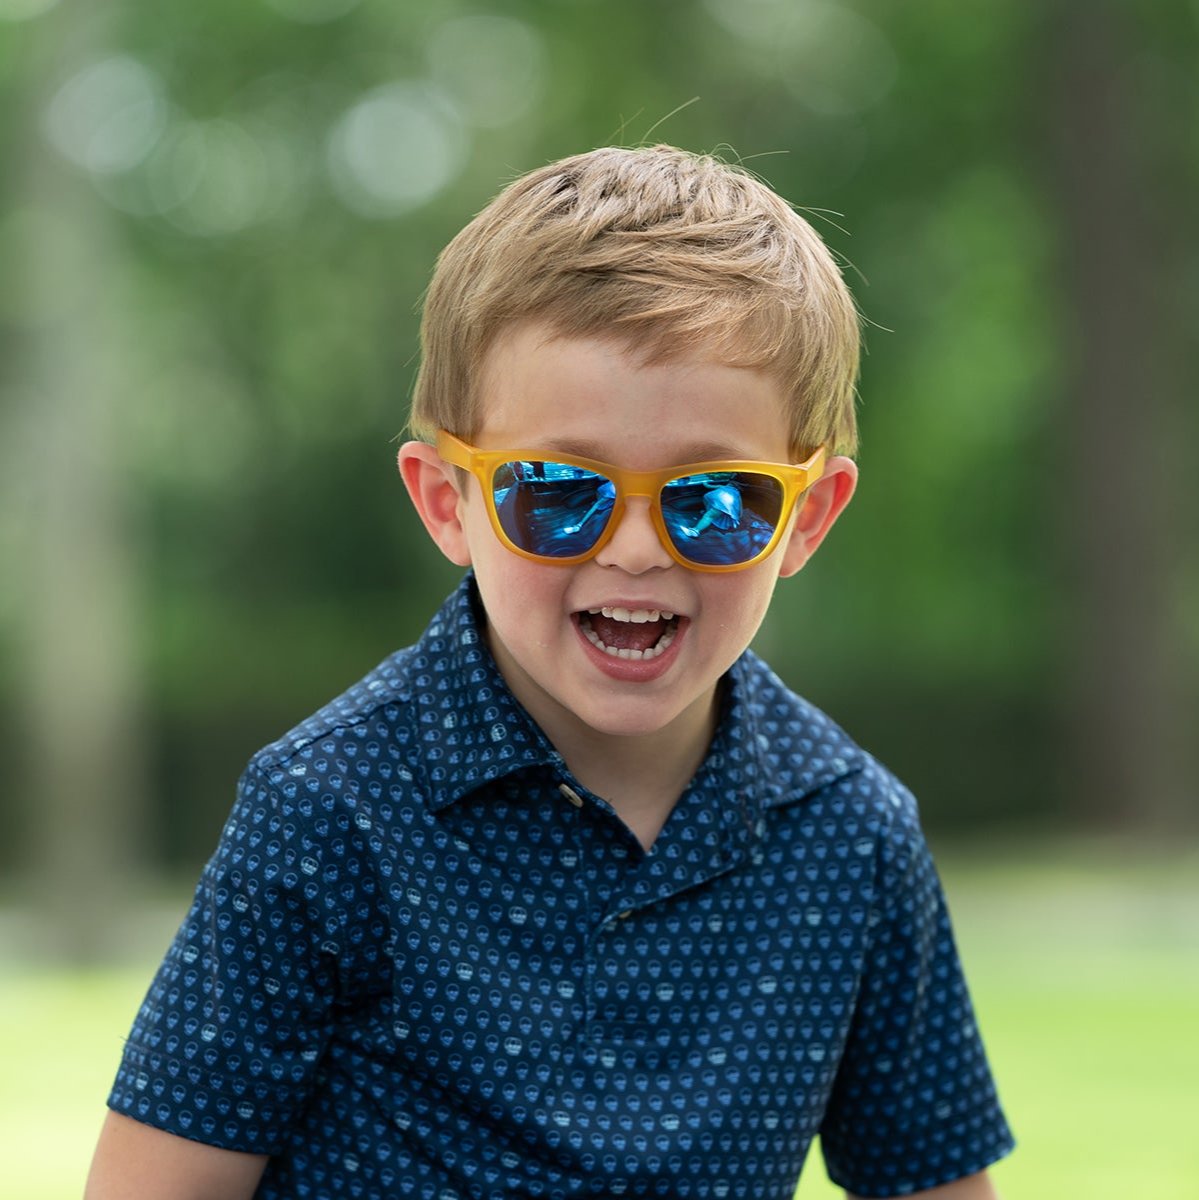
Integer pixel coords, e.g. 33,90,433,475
593,497,674,574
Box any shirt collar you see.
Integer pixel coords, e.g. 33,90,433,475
412,574,565,812
727,651,868,814
412,573,865,819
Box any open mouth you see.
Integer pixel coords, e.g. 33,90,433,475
577,606,681,661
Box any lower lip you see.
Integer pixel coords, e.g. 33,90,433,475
572,614,687,683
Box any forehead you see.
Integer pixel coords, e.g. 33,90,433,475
474,321,792,464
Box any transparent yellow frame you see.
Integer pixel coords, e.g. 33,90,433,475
436,430,827,573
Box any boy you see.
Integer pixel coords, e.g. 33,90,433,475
88,145,1013,1198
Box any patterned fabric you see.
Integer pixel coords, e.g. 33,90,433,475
109,574,1013,1198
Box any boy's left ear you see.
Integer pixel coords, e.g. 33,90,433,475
777,455,858,578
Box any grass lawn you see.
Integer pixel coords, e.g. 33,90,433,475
2,843,1196,1199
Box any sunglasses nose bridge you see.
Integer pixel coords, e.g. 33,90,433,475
591,491,676,573
610,474,671,548
611,467,664,505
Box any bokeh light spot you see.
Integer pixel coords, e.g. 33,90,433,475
326,83,467,219
162,120,276,237
42,56,168,175
0,0,61,20
705,0,897,115
426,16,546,129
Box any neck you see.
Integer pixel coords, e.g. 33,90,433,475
562,707,718,850
505,672,719,853
482,619,723,850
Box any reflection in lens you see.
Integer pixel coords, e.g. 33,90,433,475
493,461,615,558
680,484,742,536
663,472,782,565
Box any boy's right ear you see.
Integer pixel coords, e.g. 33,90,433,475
397,441,473,567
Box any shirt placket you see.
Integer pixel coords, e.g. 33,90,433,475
554,774,760,1040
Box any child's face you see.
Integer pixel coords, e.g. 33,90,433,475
407,320,853,760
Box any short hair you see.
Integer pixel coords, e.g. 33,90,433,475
409,144,860,456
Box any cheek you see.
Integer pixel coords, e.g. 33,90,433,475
473,553,567,625
703,572,779,635
460,491,488,543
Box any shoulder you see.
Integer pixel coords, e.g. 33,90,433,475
735,650,925,861
738,651,915,808
206,646,432,941
221,644,438,859
246,578,484,783
248,644,423,776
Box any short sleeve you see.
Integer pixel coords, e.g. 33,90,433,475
818,786,1014,1196
107,761,349,1153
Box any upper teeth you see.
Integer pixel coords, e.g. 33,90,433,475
588,606,676,623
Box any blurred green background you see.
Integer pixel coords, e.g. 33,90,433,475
1,0,1196,1196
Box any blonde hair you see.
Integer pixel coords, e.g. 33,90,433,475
410,144,860,456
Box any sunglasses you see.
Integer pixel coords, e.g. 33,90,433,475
436,430,826,572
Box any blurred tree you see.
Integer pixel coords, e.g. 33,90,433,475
5,1,148,957
1039,0,1193,831
1,0,1194,958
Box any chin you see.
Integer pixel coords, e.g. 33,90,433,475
566,693,699,741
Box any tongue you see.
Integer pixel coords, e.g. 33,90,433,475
589,614,667,651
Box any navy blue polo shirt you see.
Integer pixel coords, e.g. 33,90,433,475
109,575,1013,1198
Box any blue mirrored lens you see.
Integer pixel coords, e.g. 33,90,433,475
493,461,616,558
661,472,783,565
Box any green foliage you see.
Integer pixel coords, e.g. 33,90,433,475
1,0,1195,869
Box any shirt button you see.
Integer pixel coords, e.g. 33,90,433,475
558,783,585,808
617,909,633,920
